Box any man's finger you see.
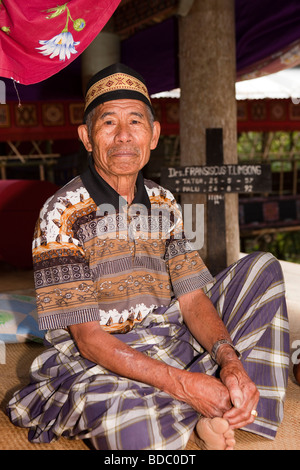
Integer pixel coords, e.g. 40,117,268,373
223,374,244,408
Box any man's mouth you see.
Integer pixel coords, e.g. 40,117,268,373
108,147,139,158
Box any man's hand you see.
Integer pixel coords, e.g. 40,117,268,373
218,351,260,429
168,370,233,418
179,290,260,428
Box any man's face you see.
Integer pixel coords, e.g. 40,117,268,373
78,99,160,185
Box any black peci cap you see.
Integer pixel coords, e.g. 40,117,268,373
83,63,154,122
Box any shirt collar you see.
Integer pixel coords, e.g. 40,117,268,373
80,154,151,210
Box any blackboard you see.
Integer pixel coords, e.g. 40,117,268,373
160,128,272,274
160,163,272,194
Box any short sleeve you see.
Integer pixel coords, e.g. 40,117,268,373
32,189,100,330
166,238,214,298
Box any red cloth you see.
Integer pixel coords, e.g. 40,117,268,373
0,180,58,268
0,0,121,85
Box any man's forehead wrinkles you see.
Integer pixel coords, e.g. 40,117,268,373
98,110,145,120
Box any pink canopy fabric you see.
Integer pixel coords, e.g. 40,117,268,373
0,0,121,85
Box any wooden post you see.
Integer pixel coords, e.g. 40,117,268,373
206,128,227,274
179,0,239,269
81,21,120,91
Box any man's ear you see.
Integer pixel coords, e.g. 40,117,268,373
78,124,93,152
150,120,161,151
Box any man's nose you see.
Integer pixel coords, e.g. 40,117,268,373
115,122,132,142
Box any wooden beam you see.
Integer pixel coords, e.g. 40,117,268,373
113,0,179,37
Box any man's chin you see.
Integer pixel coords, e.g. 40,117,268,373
109,161,144,176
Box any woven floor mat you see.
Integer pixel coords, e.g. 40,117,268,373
0,342,88,450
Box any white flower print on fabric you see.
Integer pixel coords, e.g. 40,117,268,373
36,3,85,61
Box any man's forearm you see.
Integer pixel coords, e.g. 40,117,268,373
70,321,186,395
179,289,260,419
179,289,234,360
69,320,232,417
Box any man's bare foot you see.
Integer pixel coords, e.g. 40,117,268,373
194,417,236,450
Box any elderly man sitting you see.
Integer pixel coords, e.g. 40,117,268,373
7,63,289,451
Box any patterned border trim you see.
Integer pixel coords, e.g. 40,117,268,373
85,73,151,111
38,307,100,330
172,270,215,298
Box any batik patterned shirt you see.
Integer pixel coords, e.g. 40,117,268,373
33,157,214,333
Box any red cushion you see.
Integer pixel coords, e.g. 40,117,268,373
0,180,58,268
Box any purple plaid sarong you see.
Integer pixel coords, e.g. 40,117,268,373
7,252,290,450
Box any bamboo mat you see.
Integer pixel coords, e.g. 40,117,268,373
0,342,88,450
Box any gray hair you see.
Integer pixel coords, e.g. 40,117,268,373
85,107,96,141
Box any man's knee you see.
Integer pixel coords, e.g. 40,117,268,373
240,251,283,282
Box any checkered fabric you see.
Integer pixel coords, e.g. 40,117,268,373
7,252,290,450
